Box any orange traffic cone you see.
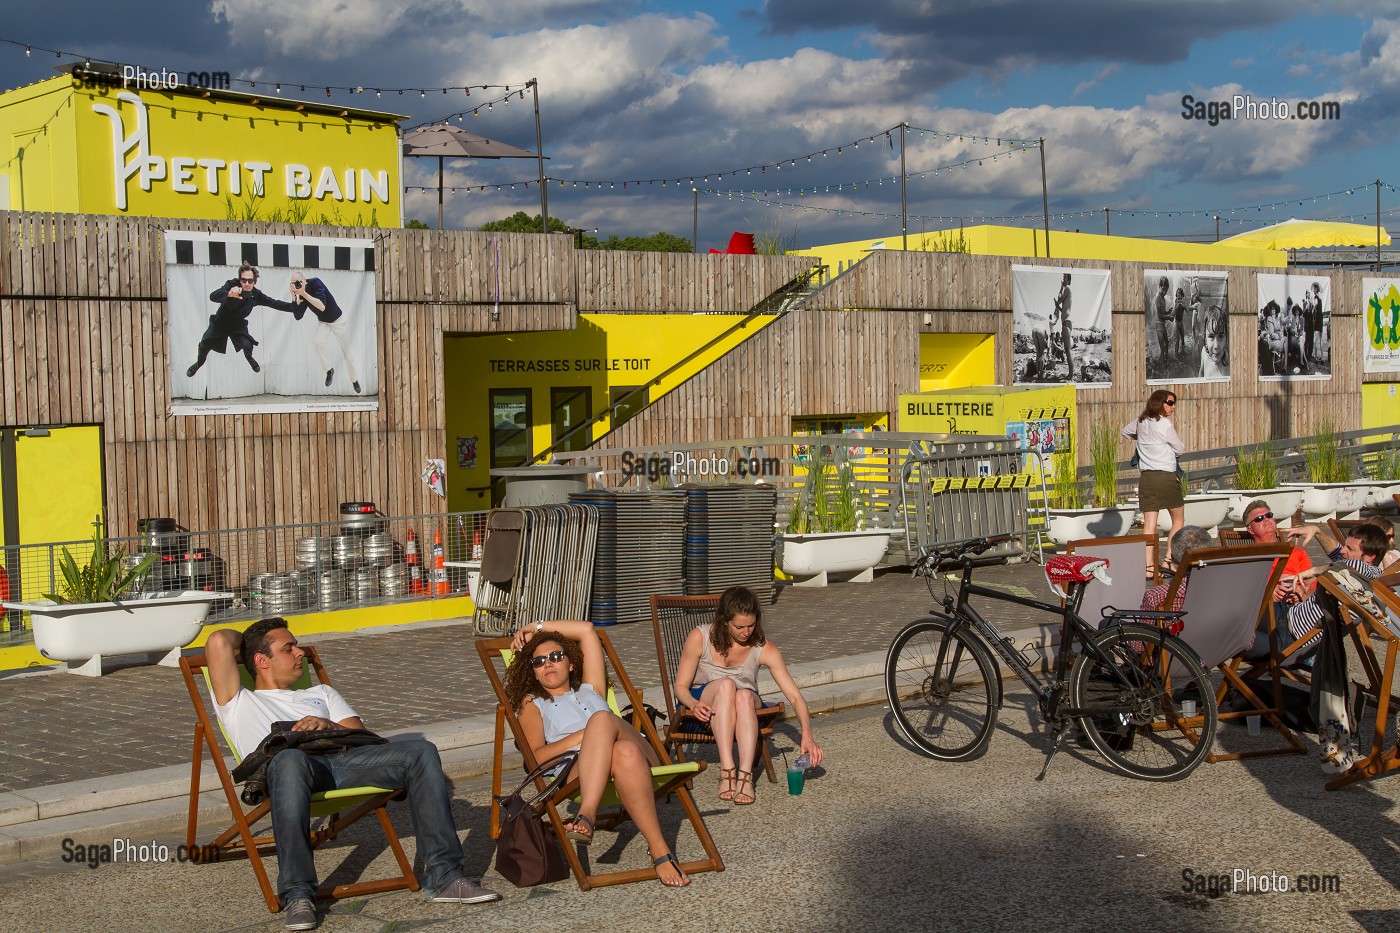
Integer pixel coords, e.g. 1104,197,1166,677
405,528,425,595
431,528,449,595
472,528,483,560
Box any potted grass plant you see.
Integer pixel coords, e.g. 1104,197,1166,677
778,444,891,586
1368,445,1400,512
1223,441,1303,525
1,518,233,676
1044,428,1137,544
1284,423,1373,520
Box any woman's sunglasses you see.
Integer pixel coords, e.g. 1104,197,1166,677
530,650,567,668
1247,511,1274,525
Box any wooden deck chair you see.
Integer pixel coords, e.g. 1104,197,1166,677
1166,543,1307,761
1217,527,1254,546
1326,517,1367,546
475,632,723,890
179,648,418,913
650,594,784,784
1065,534,1159,625
1315,575,1400,790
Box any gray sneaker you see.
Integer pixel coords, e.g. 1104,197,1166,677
431,877,502,904
282,896,319,930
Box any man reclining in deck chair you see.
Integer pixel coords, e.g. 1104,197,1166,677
206,619,500,931
1271,524,1390,658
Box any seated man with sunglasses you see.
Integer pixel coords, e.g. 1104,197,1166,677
1238,500,1316,661
207,619,500,930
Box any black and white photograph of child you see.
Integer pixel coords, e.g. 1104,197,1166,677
1257,274,1331,380
1012,265,1112,386
1143,270,1229,383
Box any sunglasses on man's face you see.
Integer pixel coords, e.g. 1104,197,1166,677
1247,511,1274,525
530,650,567,668
239,277,256,283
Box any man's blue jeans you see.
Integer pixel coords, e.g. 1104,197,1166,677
265,738,463,904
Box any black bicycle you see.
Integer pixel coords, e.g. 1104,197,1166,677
884,535,1218,781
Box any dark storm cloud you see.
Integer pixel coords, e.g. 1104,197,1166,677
0,3,226,94
760,0,1314,83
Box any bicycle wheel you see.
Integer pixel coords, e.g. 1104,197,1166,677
1069,622,1217,781
885,615,1001,761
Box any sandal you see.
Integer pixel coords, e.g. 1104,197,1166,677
717,767,737,801
732,770,755,806
565,813,594,845
652,851,690,887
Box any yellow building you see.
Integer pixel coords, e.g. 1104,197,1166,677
0,68,404,226
793,224,1286,276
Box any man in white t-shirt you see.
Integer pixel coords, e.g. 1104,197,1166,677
207,619,499,931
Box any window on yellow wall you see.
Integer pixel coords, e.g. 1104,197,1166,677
551,386,592,452
489,389,532,468
609,386,648,427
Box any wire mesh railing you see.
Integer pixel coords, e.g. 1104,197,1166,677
0,511,488,643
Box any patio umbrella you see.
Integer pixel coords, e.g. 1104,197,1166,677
1216,217,1391,250
401,124,544,229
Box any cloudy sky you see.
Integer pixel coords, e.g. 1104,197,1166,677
4,1,1399,249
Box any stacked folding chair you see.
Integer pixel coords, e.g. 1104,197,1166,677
681,484,777,603
573,490,687,626
472,505,599,636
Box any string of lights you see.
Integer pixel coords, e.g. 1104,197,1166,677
0,35,535,99
404,137,1040,195
693,183,1400,229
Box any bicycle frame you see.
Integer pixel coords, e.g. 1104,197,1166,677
934,557,1172,722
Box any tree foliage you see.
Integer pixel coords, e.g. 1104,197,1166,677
477,212,690,252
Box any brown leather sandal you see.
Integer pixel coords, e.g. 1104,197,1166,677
717,766,737,801
732,769,755,805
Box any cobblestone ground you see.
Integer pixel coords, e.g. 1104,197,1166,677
0,562,1049,794
0,701,1396,933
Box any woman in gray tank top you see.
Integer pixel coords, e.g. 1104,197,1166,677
504,619,690,887
673,586,825,805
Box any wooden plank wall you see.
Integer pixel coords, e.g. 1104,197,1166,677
603,308,921,447
803,251,1374,458
0,211,816,535
576,251,814,312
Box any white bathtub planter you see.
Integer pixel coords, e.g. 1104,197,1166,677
2,590,232,676
1282,482,1370,521
1223,488,1305,525
1366,482,1400,511
1044,506,1137,546
1145,493,1233,535
778,529,892,587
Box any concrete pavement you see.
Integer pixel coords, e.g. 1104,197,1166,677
1,553,1397,932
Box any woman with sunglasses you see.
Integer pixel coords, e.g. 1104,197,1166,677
503,620,689,887
1122,389,1186,574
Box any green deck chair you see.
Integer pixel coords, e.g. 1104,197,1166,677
180,646,419,913
476,632,723,890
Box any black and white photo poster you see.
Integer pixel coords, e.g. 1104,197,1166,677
165,230,378,414
1012,265,1112,386
1256,273,1331,381
1143,270,1230,384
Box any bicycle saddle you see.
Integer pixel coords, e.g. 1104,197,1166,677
1044,555,1111,598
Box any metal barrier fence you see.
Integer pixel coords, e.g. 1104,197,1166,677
898,440,1045,564
0,511,488,641
552,432,1032,566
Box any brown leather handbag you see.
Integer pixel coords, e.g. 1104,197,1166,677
494,751,577,887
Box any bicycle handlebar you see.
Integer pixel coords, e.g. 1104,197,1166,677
915,534,1017,570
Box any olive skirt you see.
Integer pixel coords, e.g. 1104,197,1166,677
1138,469,1184,511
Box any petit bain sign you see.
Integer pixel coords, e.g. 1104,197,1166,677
76,84,401,225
